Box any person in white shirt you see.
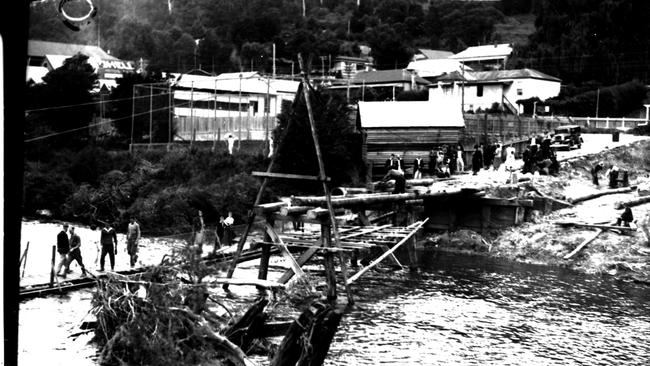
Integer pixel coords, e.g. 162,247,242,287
227,134,237,155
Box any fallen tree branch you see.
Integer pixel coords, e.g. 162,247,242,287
568,187,634,204
615,195,650,209
563,229,603,260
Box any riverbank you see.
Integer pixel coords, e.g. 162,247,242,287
422,136,650,285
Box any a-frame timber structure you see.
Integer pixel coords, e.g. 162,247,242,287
221,55,428,305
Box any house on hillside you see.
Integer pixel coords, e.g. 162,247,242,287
330,55,375,78
449,43,513,71
411,48,454,62
357,92,465,177
328,69,431,101
428,68,561,114
27,40,135,91
171,71,300,141
407,58,472,81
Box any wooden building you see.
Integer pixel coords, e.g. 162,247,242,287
358,95,465,178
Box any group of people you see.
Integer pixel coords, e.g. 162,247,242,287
192,210,235,255
429,145,464,178
55,217,141,278
521,137,560,176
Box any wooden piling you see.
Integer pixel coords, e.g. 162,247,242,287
321,221,337,303
50,245,56,288
257,215,273,291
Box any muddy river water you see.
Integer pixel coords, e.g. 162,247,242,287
18,226,650,365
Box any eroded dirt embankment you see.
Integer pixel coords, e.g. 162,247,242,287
424,139,650,284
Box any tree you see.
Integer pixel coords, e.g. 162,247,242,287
272,84,365,189
25,53,98,150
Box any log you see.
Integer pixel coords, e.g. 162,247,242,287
568,187,634,204
211,278,286,289
554,221,637,232
270,303,322,366
224,298,269,351
331,187,369,196
563,229,603,259
292,189,465,208
615,195,650,209
280,206,311,216
254,202,287,215
251,171,330,182
297,305,344,366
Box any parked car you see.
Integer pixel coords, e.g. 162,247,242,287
551,125,583,150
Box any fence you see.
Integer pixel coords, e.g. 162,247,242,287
175,115,275,142
565,116,648,130
462,114,566,143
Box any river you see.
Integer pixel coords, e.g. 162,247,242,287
18,224,650,366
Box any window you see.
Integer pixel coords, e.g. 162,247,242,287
517,88,523,96
476,85,483,97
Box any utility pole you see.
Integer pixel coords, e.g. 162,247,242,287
595,88,600,118
130,85,135,152
461,61,465,113
272,43,276,79
149,84,153,147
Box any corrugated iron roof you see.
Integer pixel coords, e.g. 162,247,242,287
450,43,513,61
349,69,431,85
414,49,454,60
174,72,299,95
358,100,465,128
469,69,561,82
28,40,118,60
407,59,472,78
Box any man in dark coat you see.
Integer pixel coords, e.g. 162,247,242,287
591,162,604,186
55,223,70,278
68,226,86,276
616,204,634,227
471,145,483,175
99,222,118,271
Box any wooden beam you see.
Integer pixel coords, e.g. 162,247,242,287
568,187,634,204
563,229,603,259
292,189,466,208
615,195,650,209
347,218,429,285
479,198,534,207
554,221,637,232
251,171,331,181
264,222,305,277
278,246,320,284
279,206,311,216
211,277,286,289
254,202,287,215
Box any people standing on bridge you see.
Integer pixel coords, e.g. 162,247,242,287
68,226,87,277
591,162,604,186
99,222,118,272
126,217,141,268
413,156,423,179
55,223,71,278
471,145,483,176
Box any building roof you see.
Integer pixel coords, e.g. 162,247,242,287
449,43,513,62
348,69,431,86
173,72,299,95
28,40,118,60
413,49,454,61
358,100,464,128
407,59,472,78
469,68,561,82
26,66,49,83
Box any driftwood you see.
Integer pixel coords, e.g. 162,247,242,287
270,302,343,366
568,187,634,204
224,298,269,353
563,229,603,259
615,195,650,209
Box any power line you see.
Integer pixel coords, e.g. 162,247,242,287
24,92,217,143
25,90,174,113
